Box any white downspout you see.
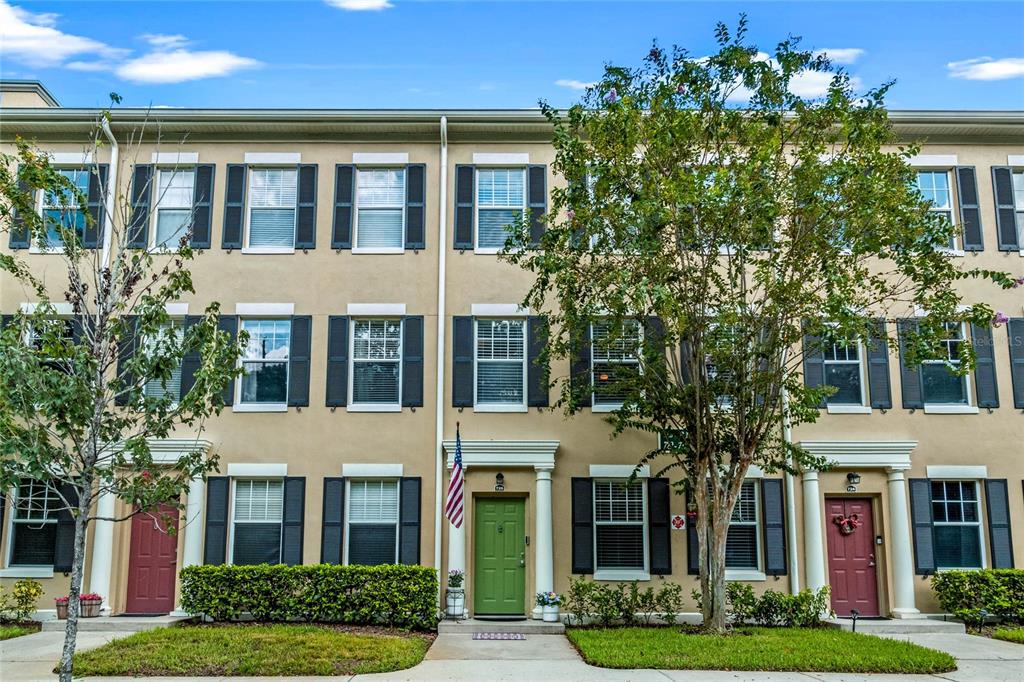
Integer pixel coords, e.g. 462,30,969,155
433,116,449,611
781,382,800,594
99,118,118,268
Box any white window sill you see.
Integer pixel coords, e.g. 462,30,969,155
0,566,55,578
351,247,405,255
726,570,767,582
937,248,965,258
347,404,402,413
935,565,985,573
591,403,622,413
473,247,503,255
240,247,295,255
29,247,66,255
826,404,872,415
923,404,978,414
593,570,650,582
473,404,529,413
232,403,288,413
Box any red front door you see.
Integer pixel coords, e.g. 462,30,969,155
125,504,179,614
825,497,879,617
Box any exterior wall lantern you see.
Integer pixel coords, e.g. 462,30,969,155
846,472,861,492
494,472,505,492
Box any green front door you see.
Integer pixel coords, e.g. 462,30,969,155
473,498,526,615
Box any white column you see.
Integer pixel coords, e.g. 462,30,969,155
172,477,206,616
801,470,828,593
531,466,554,620
88,491,115,612
887,468,922,619
446,467,468,618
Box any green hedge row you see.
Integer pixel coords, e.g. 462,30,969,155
180,564,438,630
931,569,1024,625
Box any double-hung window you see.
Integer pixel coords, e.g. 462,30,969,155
246,168,297,249
705,323,737,408
931,480,983,569
476,168,525,251
9,479,60,566
350,319,402,408
915,170,957,250
474,318,525,409
921,322,969,405
144,320,184,402
725,481,761,572
152,169,195,249
1013,169,1024,244
40,168,90,249
355,168,405,250
346,479,400,565
593,480,647,576
29,318,75,375
231,479,284,565
591,320,642,408
823,339,864,405
239,319,290,406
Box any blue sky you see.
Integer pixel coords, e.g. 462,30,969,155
2,1,1023,110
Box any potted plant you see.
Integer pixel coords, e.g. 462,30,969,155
55,594,103,619
54,596,68,620
536,591,563,623
445,570,465,619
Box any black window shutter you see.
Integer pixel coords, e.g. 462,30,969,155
325,315,349,407
679,336,695,385
644,316,666,375
527,315,549,407
287,315,312,407
295,164,317,249
52,483,79,573
402,316,424,407
222,164,246,249
572,328,592,407
955,167,983,251
83,164,109,248
9,174,31,249
527,164,547,246
399,477,422,565
203,476,229,565
972,323,999,408
761,478,787,576
801,326,825,407
320,477,345,564
687,488,700,575
332,165,354,249
1008,319,1024,409
647,478,671,575
281,477,305,566
452,316,474,407
405,164,426,250
0,492,5,551
571,477,594,574
191,164,215,249
218,316,238,406
992,167,1020,251
897,319,924,409
984,479,1014,569
128,164,153,248
866,319,892,409
178,315,203,400
115,316,140,407
908,478,935,575
454,165,474,249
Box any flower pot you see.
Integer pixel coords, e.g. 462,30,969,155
55,602,68,620
542,604,560,623
445,588,465,619
81,599,102,618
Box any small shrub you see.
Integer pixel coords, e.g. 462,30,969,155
591,582,625,627
565,576,596,626
694,584,831,627
931,570,1024,626
655,582,683,625
0,579,43,623
726,583,757,624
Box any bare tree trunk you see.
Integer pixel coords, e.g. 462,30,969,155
696,478,731,633
57,482,92,682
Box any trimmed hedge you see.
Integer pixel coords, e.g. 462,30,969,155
931,569,1024,626
180,564,438,630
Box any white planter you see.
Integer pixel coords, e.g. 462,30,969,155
445,588,465,619
542,604,560,622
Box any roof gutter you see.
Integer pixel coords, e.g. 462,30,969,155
433,115,448,611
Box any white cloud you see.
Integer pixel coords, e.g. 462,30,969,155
0,0,126,67
555,79,596,91
325,0,393,10
140,33,190,50
116,48,260,84
813,48,865,65
791,71,862,98
947,57,1024,81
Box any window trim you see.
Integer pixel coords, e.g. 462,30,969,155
472,317,527,413
930,479,988,571
724,480,764,580
242,166,297,254
590,319,643,412
233,317,291,412
474,167,527,255
227,477,284,566
352,166,407,255
823,337,870,413
592,478,650,581
149,166,196,252
1010,168,1024,257
5,479,59,570
343,478,401,566
347,317,403,412
921,321,975,413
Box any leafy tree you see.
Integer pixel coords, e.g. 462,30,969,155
504,19,1013,632
0,109,242,680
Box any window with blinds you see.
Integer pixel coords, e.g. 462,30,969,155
144,320,184,402
247,168,297,248
475,318,525,406
240,319,290,405
355,168,405,249
154,169,195,248
11,479,59,566
725,481,760,570
232,479,283,565
41,168,89,248
921,323,969,405
351,319,402,405
823,340,864,405
931,480,983,569
477,168,525,249
591,320,642,406
347,480,399,565
593,480,646,571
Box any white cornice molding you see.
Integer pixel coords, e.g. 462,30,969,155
798,440,917,471
342,463,404,477
443,439,559,469
114,438,213,464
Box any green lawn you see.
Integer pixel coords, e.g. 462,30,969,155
72,623,433,677
992,627,1024,645
567,626,956,673
0,623,39,640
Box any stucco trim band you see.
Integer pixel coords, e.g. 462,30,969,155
926,465,988,479
342,463,404,477
226,463,288,477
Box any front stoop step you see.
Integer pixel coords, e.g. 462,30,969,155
439,618,565,635
41,614,189,633
825,617,966,634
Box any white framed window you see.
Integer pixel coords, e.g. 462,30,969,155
706,323,737,409
1013,169,1024,245
345,479,400,566
725,481,761,573
245,168,297,250
823,339,866,406
27,317,75,375
7,479,60,567
349,319,402,410
238,319,290,407
591,320,642,409
36,168,90,251
143,320,184,402
931,480,984,570
593,479,648,578
476,168,525,252
915,170,958,250
230,478,284,565
474,318,526,411
152,168,195,249
354,168,405,252
921,322,970,406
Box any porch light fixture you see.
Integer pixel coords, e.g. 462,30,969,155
846,472,862,485
495,472,505,492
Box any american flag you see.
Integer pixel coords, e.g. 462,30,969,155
445,424,465,528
